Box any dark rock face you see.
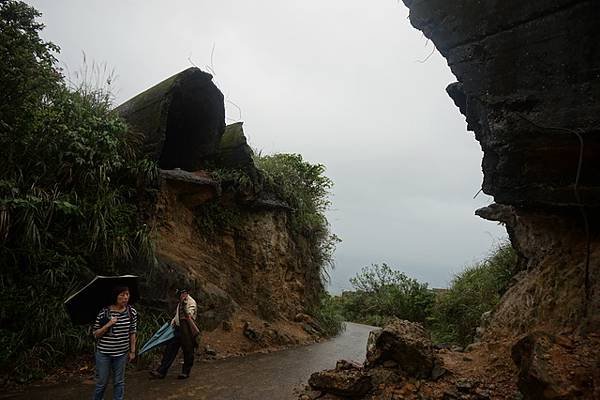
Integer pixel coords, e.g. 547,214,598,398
213,122,255,170
404,0,600,208
116,67,225,171
366,319,434,378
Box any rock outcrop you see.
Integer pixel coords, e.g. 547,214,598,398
118,68,324,355
404,0,600,207
116,67,225,171
399,1,600,398
302,2,599,398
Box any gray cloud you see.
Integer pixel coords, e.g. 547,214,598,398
30,0,507,291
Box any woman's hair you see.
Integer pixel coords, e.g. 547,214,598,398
111,285,130,305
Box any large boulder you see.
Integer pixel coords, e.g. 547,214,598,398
308,361,372,398
116,67,225,171
366,319,435,378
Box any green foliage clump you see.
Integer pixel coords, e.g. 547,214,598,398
309,293,346,337
429,243,517,346
0,1,157,380
255,153,340,281
337,263,435,326
209,167,255,194
194,201,243,236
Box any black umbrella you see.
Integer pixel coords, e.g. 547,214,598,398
64,275,140,325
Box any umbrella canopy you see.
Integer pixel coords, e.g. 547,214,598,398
139,322,175,355
64,275,140,325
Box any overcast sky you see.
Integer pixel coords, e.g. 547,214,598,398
30,0,506,291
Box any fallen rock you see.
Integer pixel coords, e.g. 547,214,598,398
336,360,362,371
366,319,435,378
222,320,232,331
295,313,324,334
243,321,262,342
366,366,400,388
295,313,313,323
203,345,217,357
431,360,447,380
308,367,372,398
456,379,475,393
302,323,319,336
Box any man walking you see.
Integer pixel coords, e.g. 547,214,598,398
150,288,198,379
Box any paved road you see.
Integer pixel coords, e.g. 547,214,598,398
4,322,375,400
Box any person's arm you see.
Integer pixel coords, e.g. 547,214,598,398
129,333,137,361
128,308,137,361
187,298,197,321
93,316,117,339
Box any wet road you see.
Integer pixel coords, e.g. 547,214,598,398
4,322,375,400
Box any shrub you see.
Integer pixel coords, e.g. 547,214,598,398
310,293,346,337
255,153,341,287
338,263,435,326
429,243,517,346
0,1,156,380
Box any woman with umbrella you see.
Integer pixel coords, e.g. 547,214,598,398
91,285,138,400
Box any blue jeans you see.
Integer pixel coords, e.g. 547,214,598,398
93,352,127,400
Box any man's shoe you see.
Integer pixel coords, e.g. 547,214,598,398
149,370,165,379
177,373,189,380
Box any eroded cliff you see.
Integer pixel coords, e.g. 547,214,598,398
401,0,599,342
117,68,326,356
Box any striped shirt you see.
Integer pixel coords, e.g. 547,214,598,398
93,306,137,356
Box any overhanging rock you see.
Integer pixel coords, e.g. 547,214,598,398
116,67,225,171
404,0,600,208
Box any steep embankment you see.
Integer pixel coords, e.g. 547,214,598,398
117,68,326,356
151,170,319,355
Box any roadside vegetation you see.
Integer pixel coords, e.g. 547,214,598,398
0,1,157,381
334,243,517,346
428,243,517,345
255,153,341,281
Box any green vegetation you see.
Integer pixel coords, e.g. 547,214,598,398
0,1,157,380
206,154,344,335
429,243,517,345
310,293,346,337
194,201,243,236
336,263,435,327
256,153,341,279
335,244,517,346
